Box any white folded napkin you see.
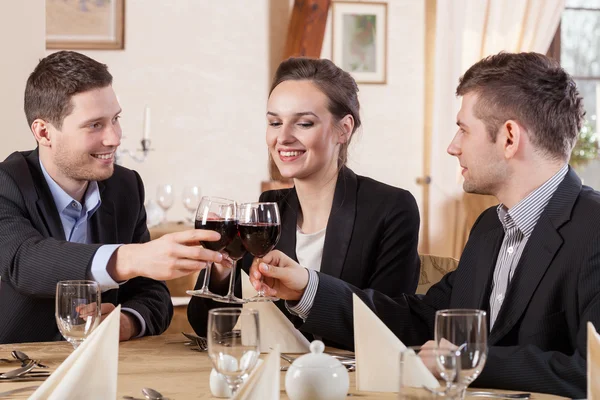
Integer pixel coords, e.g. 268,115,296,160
233,345,280,400
588,322,600,399
240,270,310,353
30,304,121,400
353,294,438,392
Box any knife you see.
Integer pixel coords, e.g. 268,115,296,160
0,385,39,397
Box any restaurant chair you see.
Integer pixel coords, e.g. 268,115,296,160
417,254,459,295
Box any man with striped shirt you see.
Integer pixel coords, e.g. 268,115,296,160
249,52,600,398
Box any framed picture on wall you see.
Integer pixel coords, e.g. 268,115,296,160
332,1,387,84
46,0,125,50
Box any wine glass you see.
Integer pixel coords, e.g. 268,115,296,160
187,197,237,299
55,280,101,349
207,308,260,398
434,309,487,399
156,184,174,223
182,185,201,223
213,230,247,304
238,202,281,302
399,345,462,399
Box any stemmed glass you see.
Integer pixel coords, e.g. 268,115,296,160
399,345,461,398
156,184,174,223
182,185,201,223
238,202,281,302
55,280,101,349
207,308,260,398
434,309,487,399
187,196,237,299
214,228,247,304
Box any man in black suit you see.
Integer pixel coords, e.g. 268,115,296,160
0,51,224,344
248,52,600,398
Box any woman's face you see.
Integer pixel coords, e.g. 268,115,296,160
266,80,344,181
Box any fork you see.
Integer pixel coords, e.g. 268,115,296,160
181,332,208,351
468,391,530,399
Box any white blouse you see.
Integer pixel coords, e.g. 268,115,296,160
295,226,327,272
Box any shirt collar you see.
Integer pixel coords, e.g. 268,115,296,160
39,159,101,216
496,164,568,237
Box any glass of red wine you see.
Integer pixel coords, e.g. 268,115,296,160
238,202,281,302
187,196,237,300
213,230,247,304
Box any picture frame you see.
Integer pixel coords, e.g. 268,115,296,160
46,0,125,50
332,1,387,84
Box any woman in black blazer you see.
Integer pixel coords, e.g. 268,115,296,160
188,58,420,346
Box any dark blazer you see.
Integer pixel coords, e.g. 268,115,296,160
0,149,173,344
296,167,600,398
188,166,421,347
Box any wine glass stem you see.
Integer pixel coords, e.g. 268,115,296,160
225,259,239,298
201,261,213,291
226,376,244,397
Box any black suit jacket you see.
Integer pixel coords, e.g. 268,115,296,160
297,168,600,398
0,149,173,344
188,167,420,346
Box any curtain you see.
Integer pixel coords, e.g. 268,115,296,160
427,0,565,259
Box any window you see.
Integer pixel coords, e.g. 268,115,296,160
549,0,600,188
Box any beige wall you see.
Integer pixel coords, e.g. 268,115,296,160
1,0,46,160
40,0,424,223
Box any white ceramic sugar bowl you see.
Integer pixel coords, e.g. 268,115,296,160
285,340,350,400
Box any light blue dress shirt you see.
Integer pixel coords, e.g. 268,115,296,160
40,160,146,337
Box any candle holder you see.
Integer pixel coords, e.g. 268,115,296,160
115,138,153,165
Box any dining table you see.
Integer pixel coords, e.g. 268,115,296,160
0,334,568,399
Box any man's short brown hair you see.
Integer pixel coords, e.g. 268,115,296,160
24,51,113,129
456,52,585,161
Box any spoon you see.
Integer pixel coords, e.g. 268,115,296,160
0,360,36,379
12,350,48,368
142,387,167,400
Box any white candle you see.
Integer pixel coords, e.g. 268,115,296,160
143,106,151,140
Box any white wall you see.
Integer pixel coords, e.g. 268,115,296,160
44,0,425,223
1,0,46,160
321,0,425,217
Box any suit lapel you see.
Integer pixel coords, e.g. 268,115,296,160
488,168,581,345
320,167,357,279
23,150,66,240
277,188,299,262
91,181,118,244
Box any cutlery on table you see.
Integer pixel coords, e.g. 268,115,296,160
11,350,48,369
0,360,36,379
467,392,530,399
181,332,207,351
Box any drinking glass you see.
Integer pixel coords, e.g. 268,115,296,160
207,308,260,397
434,309,487,399
156,184,174,223
55,280,101,349
182,185,201,223
238,202,281,302
399,346,462,399
213,230,247,304
187,196,237,299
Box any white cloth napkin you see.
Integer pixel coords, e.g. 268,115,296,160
233,346,280,400
588,322,600,399
30,304,121,400
353,294,438,392
240,270,310,353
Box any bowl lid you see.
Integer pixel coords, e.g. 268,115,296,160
291,341,344,369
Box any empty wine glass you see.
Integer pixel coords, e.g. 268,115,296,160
207,308,260,397
238,202,281,302
55,280,101,349
187,196,237,299
182,185,201,223
434,309,487,399
156,184,174,223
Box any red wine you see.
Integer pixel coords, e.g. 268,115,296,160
238,223,281,257
195,219,237,251
225,233,246,260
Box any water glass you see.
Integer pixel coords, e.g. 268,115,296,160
207,308,260,397
434,309,487,399
55,280,101,349
156,184,174,222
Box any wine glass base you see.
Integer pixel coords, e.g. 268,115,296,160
186,289,224,300
213,296,247,304
245,295,279,303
